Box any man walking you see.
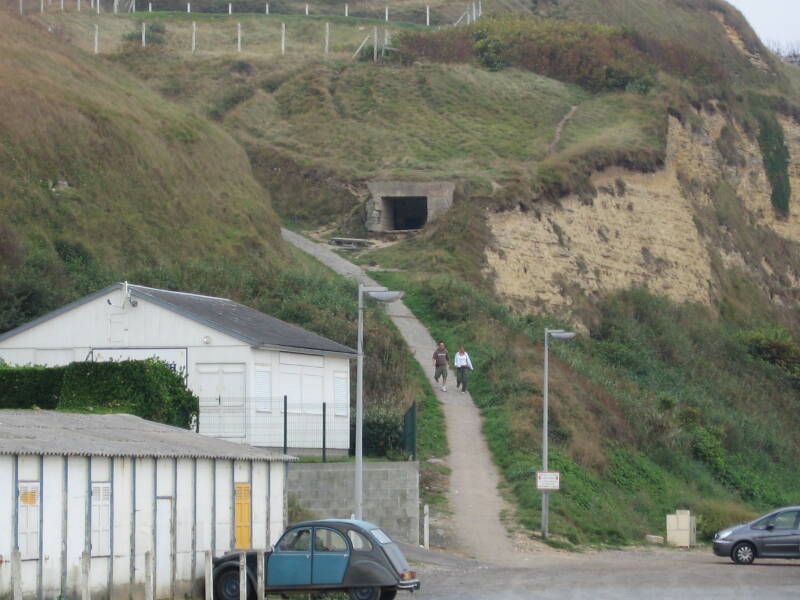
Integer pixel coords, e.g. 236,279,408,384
454,345,473,393
432,341,449,392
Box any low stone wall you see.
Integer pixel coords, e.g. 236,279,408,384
286,461,419,545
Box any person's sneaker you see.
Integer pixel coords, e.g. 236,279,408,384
442,386,447,392
461,390,466,393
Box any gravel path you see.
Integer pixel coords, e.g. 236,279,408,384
282,228,520,564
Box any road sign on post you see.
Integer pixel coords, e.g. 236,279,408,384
536,471,560,490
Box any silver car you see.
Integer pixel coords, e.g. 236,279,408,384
713,506,800,564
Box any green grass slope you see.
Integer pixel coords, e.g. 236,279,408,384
0,8,286,326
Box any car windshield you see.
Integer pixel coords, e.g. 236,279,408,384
370,528,392,544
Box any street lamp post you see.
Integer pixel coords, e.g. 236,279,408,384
542,328,574,538
356,284,403,520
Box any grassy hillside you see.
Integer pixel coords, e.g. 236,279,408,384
0,8,431,460
372,271,800,545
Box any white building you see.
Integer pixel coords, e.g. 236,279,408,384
0,410,294,600
0,283,356,454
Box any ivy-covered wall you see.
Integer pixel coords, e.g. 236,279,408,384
0,359,198,428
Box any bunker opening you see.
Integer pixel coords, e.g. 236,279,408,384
382,196,428,231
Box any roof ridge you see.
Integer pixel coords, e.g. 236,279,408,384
126,283,232,302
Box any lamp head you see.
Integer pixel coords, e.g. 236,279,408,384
548,329,575,340
366,290,404,303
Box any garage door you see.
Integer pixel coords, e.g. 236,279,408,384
196,363,246,438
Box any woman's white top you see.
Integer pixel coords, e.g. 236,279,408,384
454,351,473,369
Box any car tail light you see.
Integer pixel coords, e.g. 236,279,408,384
400,571,417,581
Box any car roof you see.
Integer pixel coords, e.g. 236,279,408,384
290,519,383,531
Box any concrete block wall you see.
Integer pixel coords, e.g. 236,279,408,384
365,181,454,232
286,462,419,545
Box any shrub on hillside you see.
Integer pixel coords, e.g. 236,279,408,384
0,365,66,410
123,21,167,46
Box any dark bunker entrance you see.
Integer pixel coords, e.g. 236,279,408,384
383,196,428,230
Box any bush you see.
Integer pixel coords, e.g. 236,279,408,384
356,404,404,457
693,499,756,541
0,360,197,428
756,113,791,215
0,365,66,409
122,21,167,46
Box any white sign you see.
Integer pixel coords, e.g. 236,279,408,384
536,471,560,491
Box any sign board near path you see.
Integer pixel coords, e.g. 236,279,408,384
536,471,560,491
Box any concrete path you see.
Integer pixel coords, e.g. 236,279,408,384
282,228,520,564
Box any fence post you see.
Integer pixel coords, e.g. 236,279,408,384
478,0,481,17
96,0,99,13
324,22,329,54
93,24,99,54
11,550,21,600
61,0,64,12
322,402,327,462
238,552,247,600
144,551,153,600
305,3,308,15
187,2,190,12
372,26,377,62
282,395,287,452
237,22,241,52
19,0,23,15
265,2,268,14
256,551,265,600
384,5,388,21
77,0,80,12
192,20,196,53
228,2,231,14
344,2,347,17
113,0,117,14
141,21,146,47
81,551,91,600
148,2,151,12
426,5,429,26
423,504,430,549
39,0,43,13
205,551,213,600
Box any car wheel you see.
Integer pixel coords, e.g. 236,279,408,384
380,588,398,600
732,542,756,565
349,587,381,600
214,569,254,600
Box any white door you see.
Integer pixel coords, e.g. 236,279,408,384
197,363,246,438
155,498,172,600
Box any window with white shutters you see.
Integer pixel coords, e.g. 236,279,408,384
18,482,40,560
91,482,112,557
255,369,272,412
334,374,349,416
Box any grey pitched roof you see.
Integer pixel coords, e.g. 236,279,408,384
0,282,356,357
0,410,296,461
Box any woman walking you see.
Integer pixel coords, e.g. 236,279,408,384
454,345,474,393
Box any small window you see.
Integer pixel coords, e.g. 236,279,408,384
773,511,799,530
370,529,392,545
348,529,373,551
278,528,311,552
314,528,348,552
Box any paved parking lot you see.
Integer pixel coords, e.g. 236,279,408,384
409,547,800,599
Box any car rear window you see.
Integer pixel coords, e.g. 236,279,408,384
370,528,392,545
348,530,373,551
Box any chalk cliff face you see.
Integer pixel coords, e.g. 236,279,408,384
485,109,800,324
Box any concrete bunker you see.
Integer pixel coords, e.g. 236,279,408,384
366,181,455,233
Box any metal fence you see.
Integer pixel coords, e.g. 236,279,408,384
197,396,348,460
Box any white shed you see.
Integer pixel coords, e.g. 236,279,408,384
0,283,356,455
0,410,295,600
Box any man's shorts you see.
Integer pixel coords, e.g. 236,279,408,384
434,365,448,381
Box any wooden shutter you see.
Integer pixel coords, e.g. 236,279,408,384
18,482,40,560
234,483,251,550
334,374,349,416
91,482,112,556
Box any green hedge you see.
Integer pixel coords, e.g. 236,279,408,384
0,360,198,428
0,366,66,410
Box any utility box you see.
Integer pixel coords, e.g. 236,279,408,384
666,509,696,547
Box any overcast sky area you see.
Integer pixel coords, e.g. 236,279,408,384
726,0,799,48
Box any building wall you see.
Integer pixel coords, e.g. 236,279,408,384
0,454,287,600
0,287,352,452
286,462,419,545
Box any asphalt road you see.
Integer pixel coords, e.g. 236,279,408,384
408,547,800,599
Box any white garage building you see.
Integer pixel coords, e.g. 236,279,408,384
0,283,356,454
0,410,294,600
